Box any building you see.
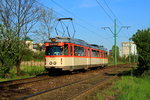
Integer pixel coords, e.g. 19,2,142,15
33,43,44,51
24,37,33,50
25,37,44,52
122,42,137,57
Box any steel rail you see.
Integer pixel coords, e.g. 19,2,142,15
67,73,119,100
0,75,53,88
16,72,106,100
15,65,127,100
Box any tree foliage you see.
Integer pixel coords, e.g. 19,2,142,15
0,25,16,77
131,28,150,75
0,0,56,77
0,0,41,75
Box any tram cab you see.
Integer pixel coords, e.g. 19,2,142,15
44,37,108,72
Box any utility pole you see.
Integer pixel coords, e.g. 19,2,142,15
102,19,130,65
114,19,117,65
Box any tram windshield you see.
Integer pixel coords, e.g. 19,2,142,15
45,46,62,55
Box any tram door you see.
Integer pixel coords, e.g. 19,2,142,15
70,45,74,67
86,49,91,69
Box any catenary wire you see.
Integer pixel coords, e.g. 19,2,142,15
50,0,103,31
35,0,114,49
102,0,122,25
95,0,114,23
35,0,111,39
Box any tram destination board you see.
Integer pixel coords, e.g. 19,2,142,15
49,43,58,46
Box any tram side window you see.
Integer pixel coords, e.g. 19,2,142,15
74,46,85,56
104,52,108,58
64,44,68,55
92,50,99,57
88,49,90,57
70,46,72,56
99,51,102,57
101,52,104,58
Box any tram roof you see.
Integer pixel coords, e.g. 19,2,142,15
46,37,107,51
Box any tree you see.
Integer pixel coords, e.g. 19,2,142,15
131,28,150,75
0,25,17,77
0,0,41,75
33,8,56,43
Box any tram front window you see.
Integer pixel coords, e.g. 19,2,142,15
46,46,62,55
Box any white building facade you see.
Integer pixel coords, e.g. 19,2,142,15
122,42,137,57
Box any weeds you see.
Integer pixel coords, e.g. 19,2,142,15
115,76,150,100
0,66,45,82
97,75,150,100
21,66,44,76
96,93,104,100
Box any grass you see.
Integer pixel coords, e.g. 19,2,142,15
97,75,150,100
108,60,129,66
114,76,150,100
21,66,45,76
0,66,45,82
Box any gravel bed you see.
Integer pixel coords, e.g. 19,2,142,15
0,64,132,100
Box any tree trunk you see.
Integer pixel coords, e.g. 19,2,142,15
16,60,21,75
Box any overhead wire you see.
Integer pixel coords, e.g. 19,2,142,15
37,0,110,38
50,0,113,39
50,0,102,31
35,0,113,47
95,0,114,23
96,0,133,48
51,0,131,47
102,0,122,25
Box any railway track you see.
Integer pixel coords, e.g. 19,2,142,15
16,65,130,100
67,76,117,100
0,64,132,100
16,74,110,100
0,75,51,87
0,71,74,88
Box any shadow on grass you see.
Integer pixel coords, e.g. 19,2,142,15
104,69,135,77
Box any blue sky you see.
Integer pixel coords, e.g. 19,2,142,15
38,0,150,51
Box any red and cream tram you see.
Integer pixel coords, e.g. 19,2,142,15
44,37,108,72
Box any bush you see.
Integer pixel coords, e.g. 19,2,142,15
22,51,45,61
33,51,45,61
131,28,150,75
22,49,35,61
0,58,14,78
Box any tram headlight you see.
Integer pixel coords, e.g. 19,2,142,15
53,61,57,65
49,61,52,65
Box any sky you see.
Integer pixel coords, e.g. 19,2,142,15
38,0,150,51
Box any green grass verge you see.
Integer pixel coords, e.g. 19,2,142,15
97,75,150,100
108,61,129,66
0,66,45,82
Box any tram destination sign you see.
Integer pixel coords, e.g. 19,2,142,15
49,43,58,46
